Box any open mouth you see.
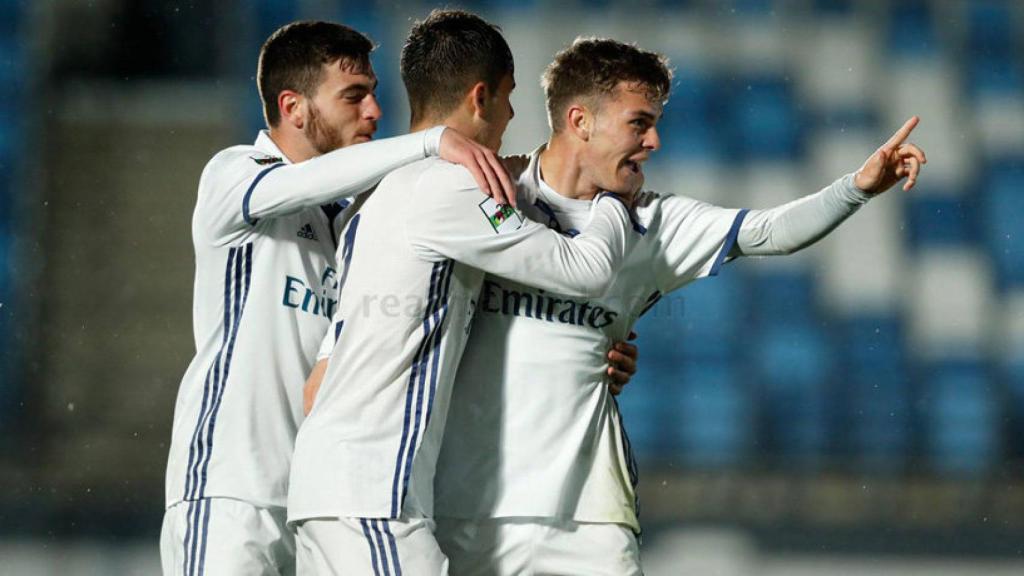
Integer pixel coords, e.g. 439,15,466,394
625,160,643,174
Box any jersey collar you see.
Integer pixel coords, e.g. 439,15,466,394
254,130,293,165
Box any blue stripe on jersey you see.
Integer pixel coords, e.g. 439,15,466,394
389,260,453,517
321,199,350,248
183,246,237,500
182,244,254,502
611,395,642,537
182,500,197,576
398,261,454,514
360,519,383,576
371,520,392,576
196,243,253,497
421,263,455,430
337,214,361,295
638,290,662,318
242,163,285,226
709,209,750,277
382,520,403,576
197,498,212,575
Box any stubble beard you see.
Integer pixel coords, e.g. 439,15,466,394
305,101,348,156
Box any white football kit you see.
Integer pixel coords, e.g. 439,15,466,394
434,147,869,574
161,127,445,576
287,156,641,575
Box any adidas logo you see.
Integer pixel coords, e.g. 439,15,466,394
297,223,318,241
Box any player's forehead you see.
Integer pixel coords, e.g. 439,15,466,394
318,57,378,92
603,81,663,119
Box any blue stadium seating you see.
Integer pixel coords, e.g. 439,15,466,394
920,360,999,475
676,361,752,467
845,368,912,472
813,0,854,15
754,321,836,467
905,195,977,248
981,160,1024,288
726,77,804,160
965,0,1016,58
748,269,819,325
967,55,1024,97
887,0,936,59
616,360,684,460
841,314,906,372
659,68,726,162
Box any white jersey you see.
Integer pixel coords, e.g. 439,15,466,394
287,157,641,523
164,127,444,509
434,148,749,532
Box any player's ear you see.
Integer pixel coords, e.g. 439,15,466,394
567,104,591,142
468,81,489,119
278,90,305,129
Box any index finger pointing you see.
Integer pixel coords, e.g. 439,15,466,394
883,116,920,151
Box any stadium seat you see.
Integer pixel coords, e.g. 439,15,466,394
754,322,835,467
813,0,854,15
846,368,912,472
965,0,1016,59
887,0,937,60
981,160,1024,288
904,194,977,248
674,271,747,361
726,77,804,161
748,269,819,325
676,361,752,468
616,360,684,460
921,360,999,476
967,55,1024,98
840,314,906,372
658,67,725,162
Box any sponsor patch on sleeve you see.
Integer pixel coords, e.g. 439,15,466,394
478,197,524,235
250,155,283,166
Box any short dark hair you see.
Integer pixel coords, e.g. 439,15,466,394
257,21,374,127
400,9,514,125
542,37,673,132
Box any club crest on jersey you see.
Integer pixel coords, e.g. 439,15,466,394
297,223,318,241
478,197,523,235
250,155,282,166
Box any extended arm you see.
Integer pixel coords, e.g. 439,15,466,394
735,116,927,257
734,174,869,256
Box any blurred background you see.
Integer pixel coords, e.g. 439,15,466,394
1,0,1022,573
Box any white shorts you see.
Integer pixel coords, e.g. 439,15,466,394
160,497,295,576
295,516,449,575
435,517,642,576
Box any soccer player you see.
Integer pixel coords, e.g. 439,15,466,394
160,20,515,576
286,11,643,575
432,38,926,575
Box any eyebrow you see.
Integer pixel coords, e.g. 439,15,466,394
631,110,659,121
339,79,377,96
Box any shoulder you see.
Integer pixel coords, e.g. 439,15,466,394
199,145,279,190
416,158,479,191
633,189,709,232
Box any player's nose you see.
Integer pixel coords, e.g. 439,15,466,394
364,94,383,121
644,126,661,151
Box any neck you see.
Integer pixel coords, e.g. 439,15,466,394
539,134,600,201
411,112,476,144
268,127,318,163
